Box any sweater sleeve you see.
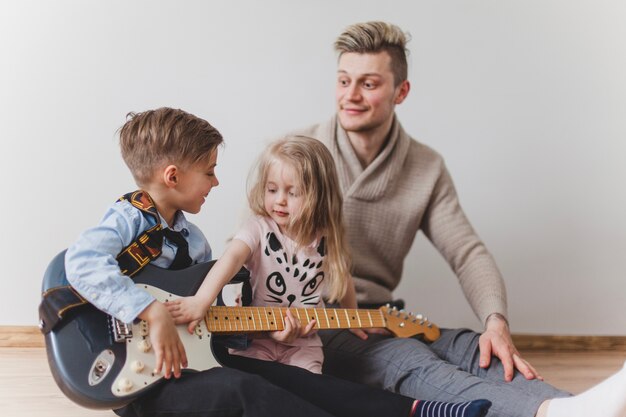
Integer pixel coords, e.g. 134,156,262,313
421,163,508,325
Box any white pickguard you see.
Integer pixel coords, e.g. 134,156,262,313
111,284,219,397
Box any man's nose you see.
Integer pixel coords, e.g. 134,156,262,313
345,83,361,101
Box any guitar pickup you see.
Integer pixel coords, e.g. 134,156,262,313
108,316,133,343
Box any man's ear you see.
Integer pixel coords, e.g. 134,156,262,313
163,165,179,188
394,80,410,104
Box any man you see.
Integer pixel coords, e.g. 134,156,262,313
291,21,622,417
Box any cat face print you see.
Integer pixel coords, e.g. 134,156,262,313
262,232,326,307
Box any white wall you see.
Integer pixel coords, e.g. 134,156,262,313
2,0,625,335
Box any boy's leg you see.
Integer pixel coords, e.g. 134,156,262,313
320,329,568,417
225,354,414,417
114,367,336,417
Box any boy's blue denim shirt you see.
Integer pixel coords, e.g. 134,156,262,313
65,199,212,324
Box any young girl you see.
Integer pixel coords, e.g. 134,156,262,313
169,135,351,373
168,136,492,417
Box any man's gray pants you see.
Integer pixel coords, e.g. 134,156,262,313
320,328,570,417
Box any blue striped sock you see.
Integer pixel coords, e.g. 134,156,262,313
411,399,492,417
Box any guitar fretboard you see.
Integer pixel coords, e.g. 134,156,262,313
205,306,385,333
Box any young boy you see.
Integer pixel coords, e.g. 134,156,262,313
65,107,220,380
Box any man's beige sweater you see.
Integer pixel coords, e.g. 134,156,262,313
294,115,507,325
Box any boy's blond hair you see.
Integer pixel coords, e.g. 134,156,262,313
248,136,350,303
334,21,410,86
119,107,223,186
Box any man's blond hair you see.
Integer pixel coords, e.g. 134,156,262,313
334,21,410,86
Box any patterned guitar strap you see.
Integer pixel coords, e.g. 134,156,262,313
38,190,166,334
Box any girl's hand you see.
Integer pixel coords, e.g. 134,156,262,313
166,295,208,334
140,301,187,379
268,309,316,344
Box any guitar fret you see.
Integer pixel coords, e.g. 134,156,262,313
235,307,242,331
322,309,330,329
343,309,350,328
314,309,320,327
333,308,340,328
367,310,373,327
267,307,276,327
256,307,262,331
356,310,363,327
273,307,281,331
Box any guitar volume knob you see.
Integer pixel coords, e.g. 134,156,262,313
117,378,133,392
138,339,152,353
131,360,145,373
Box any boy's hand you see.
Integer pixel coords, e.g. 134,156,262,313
268,309,316,344
140,301,188,379
166,296,208,335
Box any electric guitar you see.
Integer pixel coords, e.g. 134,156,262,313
42,253,439,410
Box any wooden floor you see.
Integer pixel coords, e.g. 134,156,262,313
1,347,624,417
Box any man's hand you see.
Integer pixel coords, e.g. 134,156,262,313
479,313,543,382
140,301,188,379
268,309,316,344
348,327,391,340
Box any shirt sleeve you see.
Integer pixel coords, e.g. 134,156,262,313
421,163,508,325
65,202,155,323
232,216,263,257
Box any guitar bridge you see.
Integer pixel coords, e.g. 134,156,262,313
108,316,133,343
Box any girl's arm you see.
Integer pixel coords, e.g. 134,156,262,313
167,239,251,333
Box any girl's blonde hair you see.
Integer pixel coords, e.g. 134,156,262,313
248,136,350,302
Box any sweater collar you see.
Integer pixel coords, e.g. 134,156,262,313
329,114,411,201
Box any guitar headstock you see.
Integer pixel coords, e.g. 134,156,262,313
380,306,440,341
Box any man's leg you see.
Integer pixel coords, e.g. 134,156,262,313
429,328,570,397
321,329,568,417
114,366,336,417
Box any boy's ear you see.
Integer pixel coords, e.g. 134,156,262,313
163,165,179,188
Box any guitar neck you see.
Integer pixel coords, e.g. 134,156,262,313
205,306,385,333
